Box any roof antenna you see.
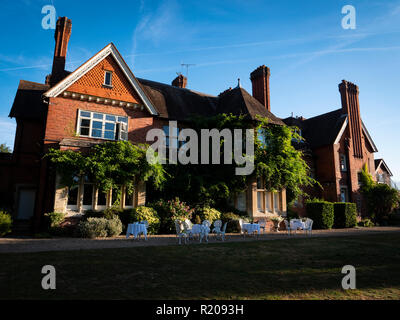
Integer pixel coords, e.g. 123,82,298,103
181,62,195,84
237,78,241,88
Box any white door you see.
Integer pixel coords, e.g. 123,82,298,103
17,189,36,220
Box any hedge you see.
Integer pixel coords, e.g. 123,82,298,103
0,211,12,236
334,202,357,228
123,206,160,235
305,200,334,229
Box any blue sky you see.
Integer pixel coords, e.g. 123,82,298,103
0,0,399,182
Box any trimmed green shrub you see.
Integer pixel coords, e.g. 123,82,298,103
103,207,123,220
78,218,108,238
305,199,334,229
0,211,12,236
105,217,123,237
358,218,374,227
44,212,65,228
221,212,241,233
195,206,221,223
82,207,122,221
334,202,357,228
126,206,160,235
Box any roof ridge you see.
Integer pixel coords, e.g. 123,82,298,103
304,108,343,122
137,77,216,97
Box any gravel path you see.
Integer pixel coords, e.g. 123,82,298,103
1,226,400,253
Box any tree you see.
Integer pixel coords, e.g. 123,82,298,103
0,143,11,153
360,164,399,223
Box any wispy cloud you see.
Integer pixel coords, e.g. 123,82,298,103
130,0,179,65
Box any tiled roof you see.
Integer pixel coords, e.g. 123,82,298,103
375,158,393,176
138,79,284,125
10,78,284,126
283,109,347,148
137,78,218,121
217,87,285,125
9,80,49,121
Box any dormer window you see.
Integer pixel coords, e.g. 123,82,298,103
104,71,112,87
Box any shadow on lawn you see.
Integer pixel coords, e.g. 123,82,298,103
1,233,400,299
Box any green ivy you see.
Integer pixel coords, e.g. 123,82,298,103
47,141,166,194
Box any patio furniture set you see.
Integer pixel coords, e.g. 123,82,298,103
126,217,314,244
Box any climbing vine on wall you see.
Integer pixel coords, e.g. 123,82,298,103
46,141,166,195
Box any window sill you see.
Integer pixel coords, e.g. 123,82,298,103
102,84,113,89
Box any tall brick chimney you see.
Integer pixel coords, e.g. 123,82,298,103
50,17,72,86
339,80,363,158
171,74,187,88
250,65,271,111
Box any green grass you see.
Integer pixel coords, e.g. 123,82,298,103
1,233,400,299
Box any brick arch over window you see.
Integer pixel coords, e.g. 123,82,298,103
67,55,142,103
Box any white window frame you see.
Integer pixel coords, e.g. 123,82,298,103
66,185,79,211
96,188,108,211
340,186,349,203
77,110,128,141
123,187,135,209
340,154,347,171
81,183,94,211
104,70,113,87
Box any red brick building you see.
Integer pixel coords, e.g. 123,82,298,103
283,81,392,216
1,17,392,231
2,17,289,231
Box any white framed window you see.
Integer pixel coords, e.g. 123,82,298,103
265,192,272,212
273,192,280,212
257,191,265,213
67,185,79,211
82,183,94,210
96,189,108,210
163,125,181,148
104,71,112,87
340,186,349,203
124,187,135,208
77,110,128,141
340,154,347,171
236,192,247,212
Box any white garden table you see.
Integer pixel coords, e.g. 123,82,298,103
126,223,148,240
290,220,305,230
242,223,261,235
190,224,210,243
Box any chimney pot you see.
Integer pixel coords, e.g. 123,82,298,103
172,74,187,88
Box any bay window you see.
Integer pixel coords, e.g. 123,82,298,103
78,110,128,141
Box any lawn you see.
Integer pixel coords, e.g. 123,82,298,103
1,233,400,299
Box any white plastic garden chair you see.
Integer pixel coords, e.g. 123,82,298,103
284,220,295,236
303,218,314,236
183,219,194,239
238,218,248,237
212,219,222,238
215,222,228,241
175,220,188,244
201,220,211,242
